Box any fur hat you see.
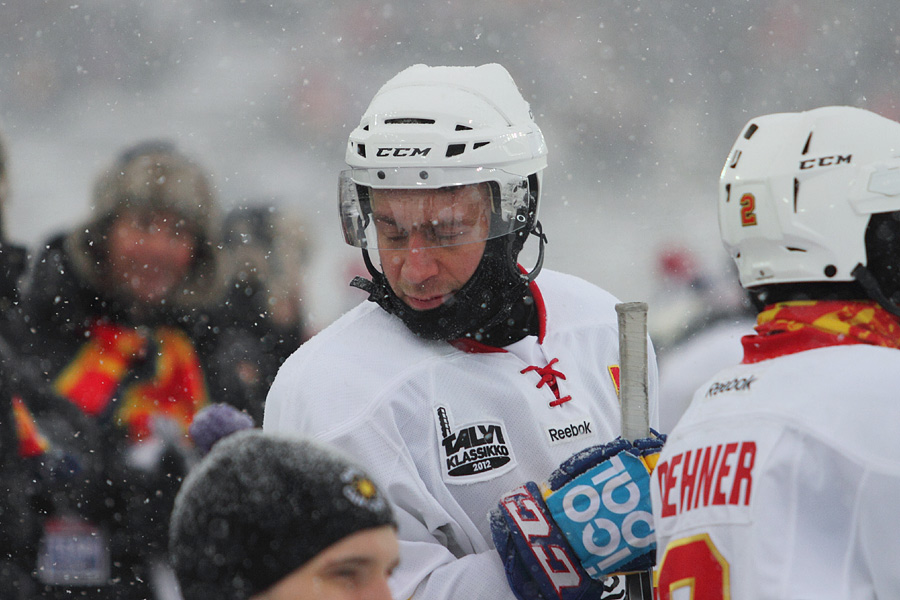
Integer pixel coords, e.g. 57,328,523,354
169,430,396,600
91,140,217,232
67,140,222,309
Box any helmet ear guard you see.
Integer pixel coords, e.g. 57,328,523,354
719,106,900,315
506,173,545,284
856,210,900,317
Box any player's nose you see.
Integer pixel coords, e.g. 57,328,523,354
400,232,440,284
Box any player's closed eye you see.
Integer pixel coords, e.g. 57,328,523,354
378,224,472,248
433,220,471,239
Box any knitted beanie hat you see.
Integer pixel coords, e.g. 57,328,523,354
169,430,396,600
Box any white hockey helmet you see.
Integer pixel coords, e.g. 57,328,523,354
339,63,547,249
719,106,900,291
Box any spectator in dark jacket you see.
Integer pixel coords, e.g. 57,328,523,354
11,140,256,599
217,203,310,422
0,127,96,600
0,340,104,600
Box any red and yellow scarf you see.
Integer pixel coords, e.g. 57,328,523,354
743,300,900,364
54,320,208,439
13,396,50,458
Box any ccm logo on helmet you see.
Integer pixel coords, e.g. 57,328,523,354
799,154,852,170
376,147,431,157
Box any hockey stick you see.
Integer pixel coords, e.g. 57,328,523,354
615,302,655,600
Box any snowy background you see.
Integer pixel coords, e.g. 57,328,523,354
2,1,899,332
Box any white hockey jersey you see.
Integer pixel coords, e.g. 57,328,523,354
650,343,900,599
264,269,658,599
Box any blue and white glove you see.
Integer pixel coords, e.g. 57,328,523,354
490,432,666,600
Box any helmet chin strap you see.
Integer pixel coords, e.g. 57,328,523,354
349,247,389,300
852,263,900,319
522,221,547,283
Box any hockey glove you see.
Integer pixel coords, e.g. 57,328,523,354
546,432,665,576
491,432,666,600
491,481,610,600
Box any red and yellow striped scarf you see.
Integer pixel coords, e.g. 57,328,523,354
743,300,900,364
13,396,50,457
54,320,208,439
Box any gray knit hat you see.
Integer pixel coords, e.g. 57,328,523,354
169,430,396,600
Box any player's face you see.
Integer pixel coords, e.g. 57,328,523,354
105,208,198,304
254,526,400,600
370,184,491,311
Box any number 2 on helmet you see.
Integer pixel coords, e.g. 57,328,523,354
740,193,757,227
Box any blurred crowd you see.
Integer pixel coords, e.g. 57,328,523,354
3,2,900,185
0,134,309,598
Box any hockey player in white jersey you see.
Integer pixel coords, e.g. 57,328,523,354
264,63,660,599
650,106,900,599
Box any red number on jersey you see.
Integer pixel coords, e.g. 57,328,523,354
656,534,730,600
740,193,757,227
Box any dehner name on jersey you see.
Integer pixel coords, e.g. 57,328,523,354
656,440,757,518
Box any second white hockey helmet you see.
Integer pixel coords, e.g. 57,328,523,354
719,106,900,293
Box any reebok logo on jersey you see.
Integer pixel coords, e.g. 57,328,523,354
545,419,594,446
705,375,756,397
435,406,515,483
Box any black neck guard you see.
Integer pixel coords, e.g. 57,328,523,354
351,225,545,344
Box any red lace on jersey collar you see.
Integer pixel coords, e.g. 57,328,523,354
742,300,900,364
